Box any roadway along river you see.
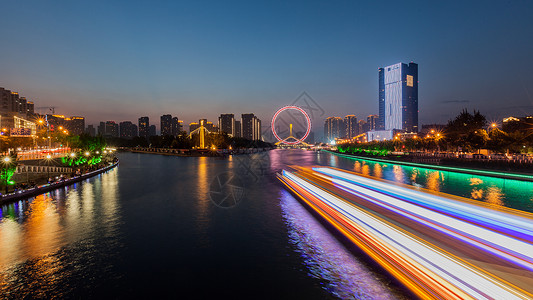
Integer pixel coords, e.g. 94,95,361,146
0,149,531,298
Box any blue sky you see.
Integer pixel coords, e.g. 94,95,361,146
1,0,532,130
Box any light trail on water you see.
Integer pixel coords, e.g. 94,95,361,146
278,167,533,299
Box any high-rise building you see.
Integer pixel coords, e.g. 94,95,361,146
160,114,172,136
98,121,105,136
344,115,358,139
86,125,96,137
149,125,156,137
171,117,182,136
138,116,149,138
254,118,261,141
68,116,85,135
241,113,261,140
218,114,235,136
367,115,378,131
324,117,343,142
105,121,119,137
378,62,418,132
234,120,241,138
27,101,34,115
119,121,138,138
359,120,369,134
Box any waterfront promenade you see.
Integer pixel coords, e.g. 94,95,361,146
328,150,533,182
0,161,118,204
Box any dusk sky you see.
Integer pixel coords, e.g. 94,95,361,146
1,0,532,130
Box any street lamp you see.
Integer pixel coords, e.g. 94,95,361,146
2,156,10,193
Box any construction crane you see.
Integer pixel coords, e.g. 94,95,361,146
36,107,58,114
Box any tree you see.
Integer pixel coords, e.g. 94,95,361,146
445,109,487,151
486,128,510,153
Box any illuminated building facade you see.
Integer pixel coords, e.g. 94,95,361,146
218,114,235,136
234,120,241,138
105,121,119,137
367,115,378,131
160,114,172,136
344,115,358,139
68,116,85,135
324,117,343,142
378,62,418,132
138,116,149,138
241,113,261,140
171,117,182,135
119,121,138,138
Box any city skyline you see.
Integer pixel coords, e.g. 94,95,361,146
1,1,532,126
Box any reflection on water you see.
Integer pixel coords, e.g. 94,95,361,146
0,168,121,297
373,164,382,178
410,169,419,182
279,190,403,299
486,186,504,206
393,165,404,182
354,161,362,173
471,188,484,200
470,178,483,186
24,195,66,261
361,164,370,177
426,171,441,192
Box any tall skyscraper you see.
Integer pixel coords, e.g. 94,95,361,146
378,62,418,132
359,119,369,134
86,125,96,137
68,116,85,135
149,125,156,137
218,114,235,136
234,120,241,138
324,117,343,142
171,117,181,136
241,113,261,140
98,122,106,136
119,121,138,138
105,121,119,137
367,115,378,131
138,116,149,138
344,115,358,139
160,114,172,136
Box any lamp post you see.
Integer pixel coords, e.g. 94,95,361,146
3,156,11,194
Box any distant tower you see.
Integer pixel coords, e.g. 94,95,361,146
367,115,378,131
324,117,343,142
138,116,149,138
218,114,235,136
378,62,418,132
344,115,358,138
241,113,261,140
160,114,172,136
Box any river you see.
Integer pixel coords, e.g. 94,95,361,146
1,149,531,298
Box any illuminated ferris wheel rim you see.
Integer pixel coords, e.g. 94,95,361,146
271,106,312,145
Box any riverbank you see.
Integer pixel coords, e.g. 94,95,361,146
327,150,533,182
129,147,272,157
0,161,119,205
